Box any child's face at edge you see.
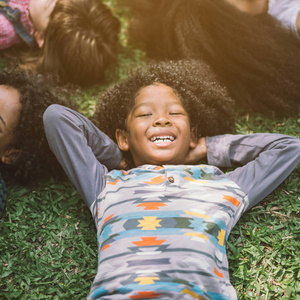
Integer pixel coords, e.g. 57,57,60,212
0,86,22,164
29,0,57,47
116,84,196,167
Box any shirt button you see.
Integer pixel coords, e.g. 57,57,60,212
168,176,175,183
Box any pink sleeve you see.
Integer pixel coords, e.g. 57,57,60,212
0,14,23,49
0,0,34,50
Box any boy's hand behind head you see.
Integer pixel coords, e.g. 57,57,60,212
116,157,130,170
184,137,207,165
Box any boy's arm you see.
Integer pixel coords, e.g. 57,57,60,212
43,105,122,208
206,133,300,210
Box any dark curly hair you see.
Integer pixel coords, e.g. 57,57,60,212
0,70,75,184
126,0,300,116
95,60,235,168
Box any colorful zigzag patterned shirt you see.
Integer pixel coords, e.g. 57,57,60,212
89,164,245,300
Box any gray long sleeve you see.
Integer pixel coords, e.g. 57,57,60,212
206,134,300,210
43,105,122,208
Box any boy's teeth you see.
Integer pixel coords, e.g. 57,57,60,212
151,136,175,142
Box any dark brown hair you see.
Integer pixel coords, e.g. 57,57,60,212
40,0,120,86
127,0,300,116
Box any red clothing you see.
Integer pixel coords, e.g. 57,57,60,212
0,0,34,50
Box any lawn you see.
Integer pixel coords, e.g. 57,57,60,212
0,1,300,299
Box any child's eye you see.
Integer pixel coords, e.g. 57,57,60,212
169,112,183,115
137,113,152,117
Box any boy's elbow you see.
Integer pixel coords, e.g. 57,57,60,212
287,137,300,164
43,104,67,128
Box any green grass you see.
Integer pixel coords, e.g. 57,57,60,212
0,180,97,299
0,1,300,298
231,115,300,299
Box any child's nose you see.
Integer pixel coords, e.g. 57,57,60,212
153,115,172,126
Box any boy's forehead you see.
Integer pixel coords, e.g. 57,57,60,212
133,84,182,105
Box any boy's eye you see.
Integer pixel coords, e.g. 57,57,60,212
137,113,152,117
169,112,184,115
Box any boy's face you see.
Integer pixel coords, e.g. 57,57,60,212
116,84,196,167
0,86,21,164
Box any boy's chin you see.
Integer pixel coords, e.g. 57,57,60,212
133,152,187,167
149,157,185,166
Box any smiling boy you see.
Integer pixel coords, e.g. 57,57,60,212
43,60,300,299
116,84,196,167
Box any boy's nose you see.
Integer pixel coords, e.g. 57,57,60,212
153,115,172,126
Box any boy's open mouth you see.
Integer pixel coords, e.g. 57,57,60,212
150,135,175,143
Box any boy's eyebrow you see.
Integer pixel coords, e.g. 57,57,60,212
129,102,151,115
131,102,149,110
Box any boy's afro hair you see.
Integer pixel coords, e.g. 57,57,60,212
95,60,235,166
0,70,75,184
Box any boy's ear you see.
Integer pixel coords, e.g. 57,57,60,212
115,129,130,151
34,31,45,48
189,127,198,149
1,148,22,165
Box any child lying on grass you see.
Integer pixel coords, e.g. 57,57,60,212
0,70,73,188
43,60,300,299
0,70,74,217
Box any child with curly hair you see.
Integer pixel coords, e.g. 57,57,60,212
1,0,120,86
43,60,300,299
0,69,73,187
126,0,300,116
